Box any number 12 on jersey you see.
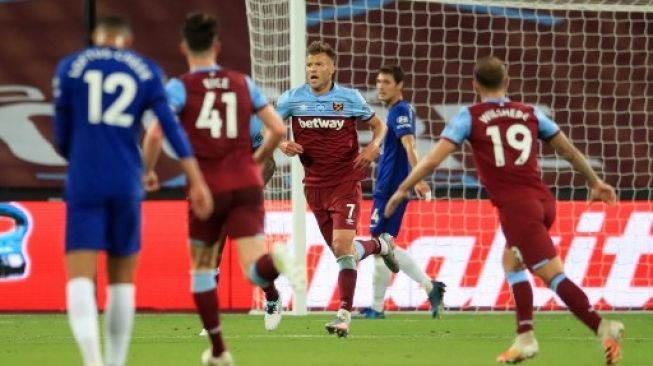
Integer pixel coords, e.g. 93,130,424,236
195,91,238,139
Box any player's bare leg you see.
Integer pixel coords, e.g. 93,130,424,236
534,256,624,365
210,154,275,287
214,237,226,284
324,229,359,338
257,157,286,330
198,237,225,337
65,251,104,366
201,160,278,336
497,248,538,364
105,255,138,366
236,236,304,331
190,240,233,366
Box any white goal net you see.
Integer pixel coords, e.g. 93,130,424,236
246,0,653,313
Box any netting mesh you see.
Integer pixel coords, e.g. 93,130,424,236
246,0,653,312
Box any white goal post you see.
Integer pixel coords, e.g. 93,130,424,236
245,0,653,315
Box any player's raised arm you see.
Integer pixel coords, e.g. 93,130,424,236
547,132,616,205
384,139,457,218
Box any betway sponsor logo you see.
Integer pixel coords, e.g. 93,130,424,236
297,117,345,130
265,202,653,310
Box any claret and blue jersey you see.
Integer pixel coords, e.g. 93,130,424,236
276,83,375,187
164,65,270,192
441,97,560,206
164,66,267,151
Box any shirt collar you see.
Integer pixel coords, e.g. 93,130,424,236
483,97,511,104
190,65,222,73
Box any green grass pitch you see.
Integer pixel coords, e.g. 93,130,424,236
1,312,650,365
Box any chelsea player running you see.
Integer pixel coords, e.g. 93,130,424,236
356,66,446,320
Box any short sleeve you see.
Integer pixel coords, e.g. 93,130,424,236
245,76,268,112
351,90,374,121
165,78,186,114
440,107,472,144
250,115,264,148
534,107,560,140
391,104,414,138
276,90,291,120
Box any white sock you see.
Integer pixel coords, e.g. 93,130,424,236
105,284,135,366
395,248,433,294
372,256,391,312
66,277,103,366
378,238,390,255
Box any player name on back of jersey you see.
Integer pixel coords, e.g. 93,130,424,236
202,76,230,89
478,108,530,124
296,117,345,130
67,48,153,81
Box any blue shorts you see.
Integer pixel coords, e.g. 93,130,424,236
65,198,141,256
369,196,408,237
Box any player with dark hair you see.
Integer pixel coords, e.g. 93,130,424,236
142,12,303,366
149,116,279,333
53,15,212,366
356,65,446,320
385,56,624,365
277,41,395,338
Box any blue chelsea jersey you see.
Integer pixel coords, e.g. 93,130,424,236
374,100,416,197
53,46,192,200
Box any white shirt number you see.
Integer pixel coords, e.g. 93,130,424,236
83,70,137,127
486,124,532,167
195,91,238,139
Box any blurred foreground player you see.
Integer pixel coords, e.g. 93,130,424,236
142,12,304,366
53,15,212,366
